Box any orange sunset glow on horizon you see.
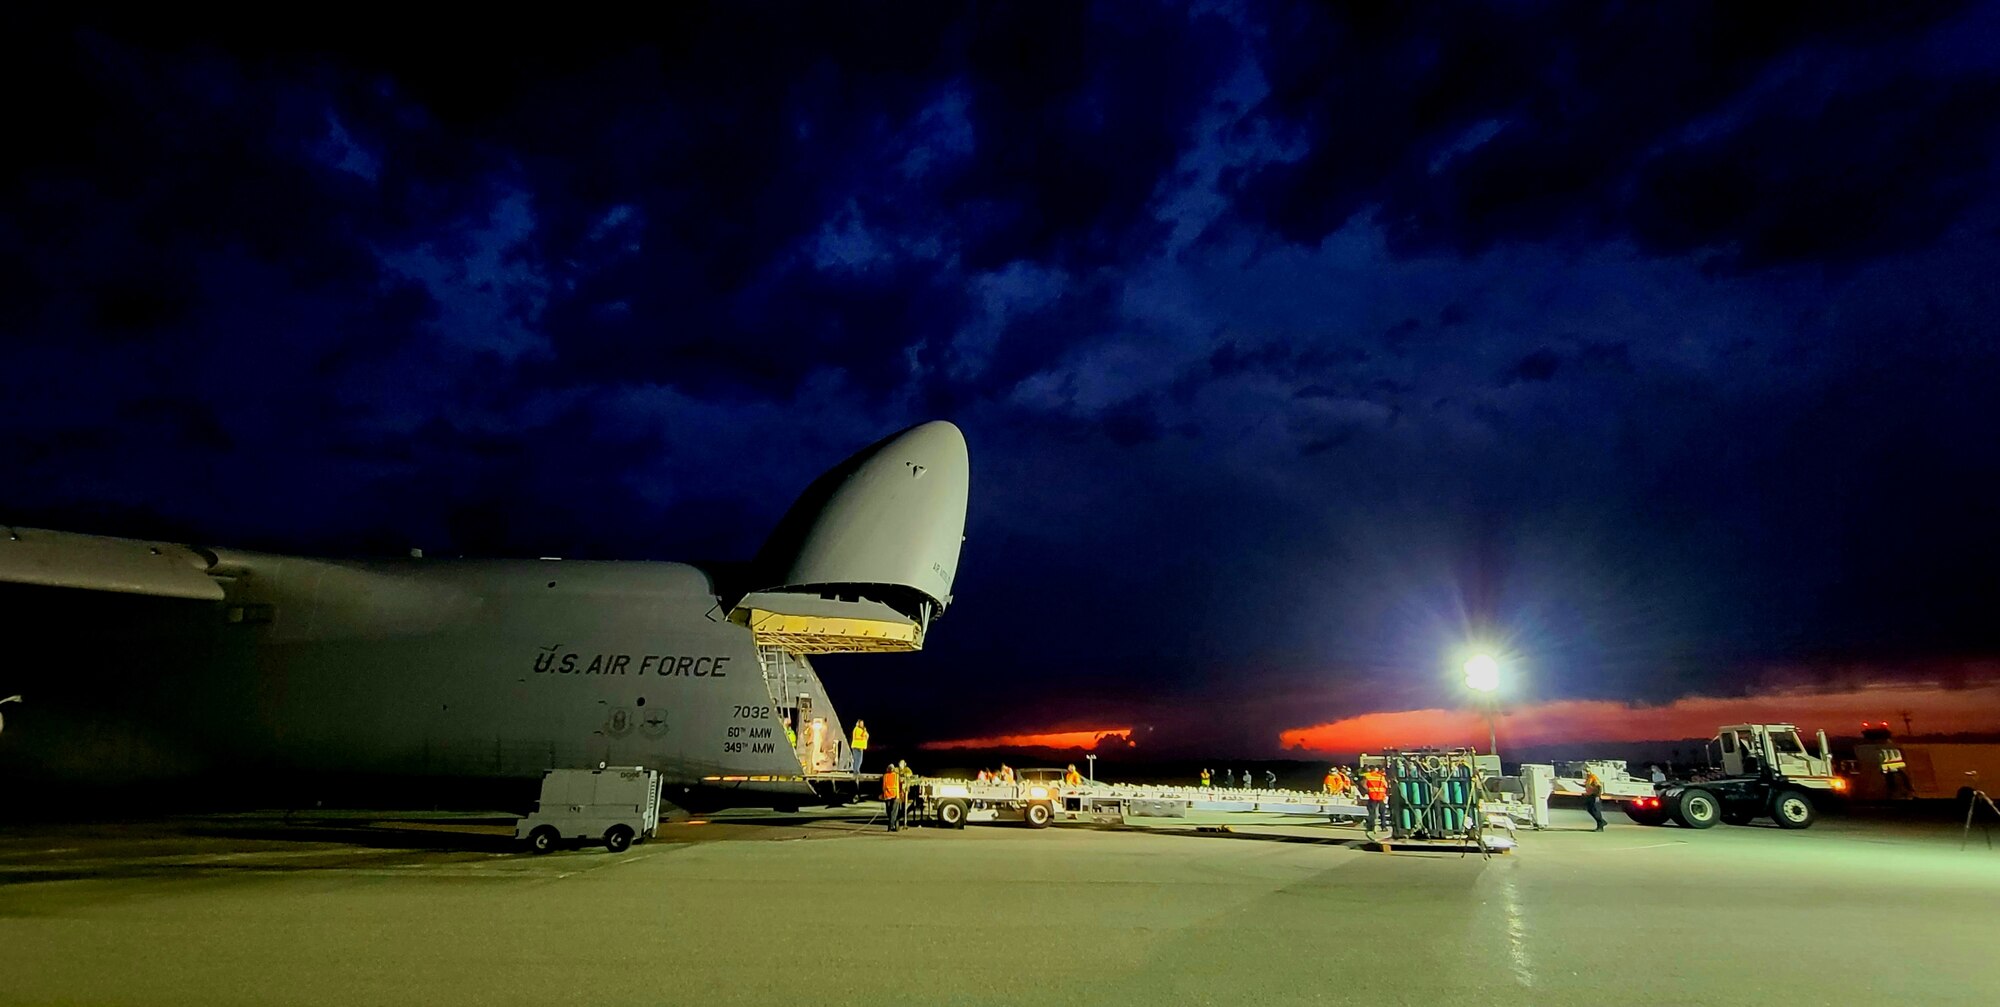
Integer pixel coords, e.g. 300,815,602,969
1279,682,2000,753
920,728,1136,751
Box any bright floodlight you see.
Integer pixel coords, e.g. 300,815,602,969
1464,653,1500,692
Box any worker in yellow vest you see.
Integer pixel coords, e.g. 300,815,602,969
1200,768,1212,788
849,720,869,774
880,763,901,832
1064,764,1083,787
896,760,916,829
1880,747,1911,798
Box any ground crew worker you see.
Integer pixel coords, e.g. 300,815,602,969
1335,767,1354,798
1880,746,1910,798
1064,764,1083,787
1322,768,1337,794
1362,767,1390,833
998,764,1015,784
1264,770,1277,789
850,720,869,774
1225,769,1235,788
977,769,990,782
896,760,915,829
881,762,901,832
1200,768,1211,788
1583,769,1607,832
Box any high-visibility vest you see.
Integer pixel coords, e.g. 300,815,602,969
1064,770,1082,786
852,725,869,750
1363,771,1388,802
880,769,899,800
1323,773,1337,792
1881,749,1906,772
1583,773,1603,797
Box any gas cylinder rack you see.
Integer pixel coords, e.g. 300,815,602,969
1361,748,1495,852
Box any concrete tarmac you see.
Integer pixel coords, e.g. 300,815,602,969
3,806,1998,1006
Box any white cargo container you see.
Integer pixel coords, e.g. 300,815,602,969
515,766,662,853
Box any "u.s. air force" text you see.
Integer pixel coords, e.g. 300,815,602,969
533,645,730,677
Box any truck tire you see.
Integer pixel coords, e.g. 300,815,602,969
527,826,560,855
604,824,635,853
1771,790,1816,830
1024,801,1053,829
1674,788,1721,829
938,799,968,829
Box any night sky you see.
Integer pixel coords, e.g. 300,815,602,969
6,6,2000,757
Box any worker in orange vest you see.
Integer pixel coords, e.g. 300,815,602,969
880,763,901,832
1362,767,1390,833
1582,770,1607,832
1064,764,1083,787
1322,768,1338,794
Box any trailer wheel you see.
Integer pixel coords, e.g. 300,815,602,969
1771,790,1816,830
1675,788,1721,829
604,824,635,852
527,826,560,855
1024,801,1053,829
1623,803,1668,826
938,800,968,829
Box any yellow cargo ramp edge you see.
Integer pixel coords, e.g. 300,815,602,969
741,608,921,654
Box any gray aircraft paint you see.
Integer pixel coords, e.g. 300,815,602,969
0,421,967,804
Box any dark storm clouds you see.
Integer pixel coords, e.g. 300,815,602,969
4,4,2000,752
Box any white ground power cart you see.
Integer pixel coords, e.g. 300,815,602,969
516,766,663,853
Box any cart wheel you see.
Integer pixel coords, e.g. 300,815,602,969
527,826,560,855
604,825,635,853
938,800,967,829
1024,801,1053,829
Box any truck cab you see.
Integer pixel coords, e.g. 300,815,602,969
1712,724,1846,795
1656,724,1840,830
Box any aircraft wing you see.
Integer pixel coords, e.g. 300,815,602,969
0,526,225,601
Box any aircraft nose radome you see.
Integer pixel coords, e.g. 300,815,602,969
897,419,964,447
753,419,971,619
881,420,967,480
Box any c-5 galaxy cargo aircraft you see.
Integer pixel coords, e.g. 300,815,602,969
0,421,966,810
